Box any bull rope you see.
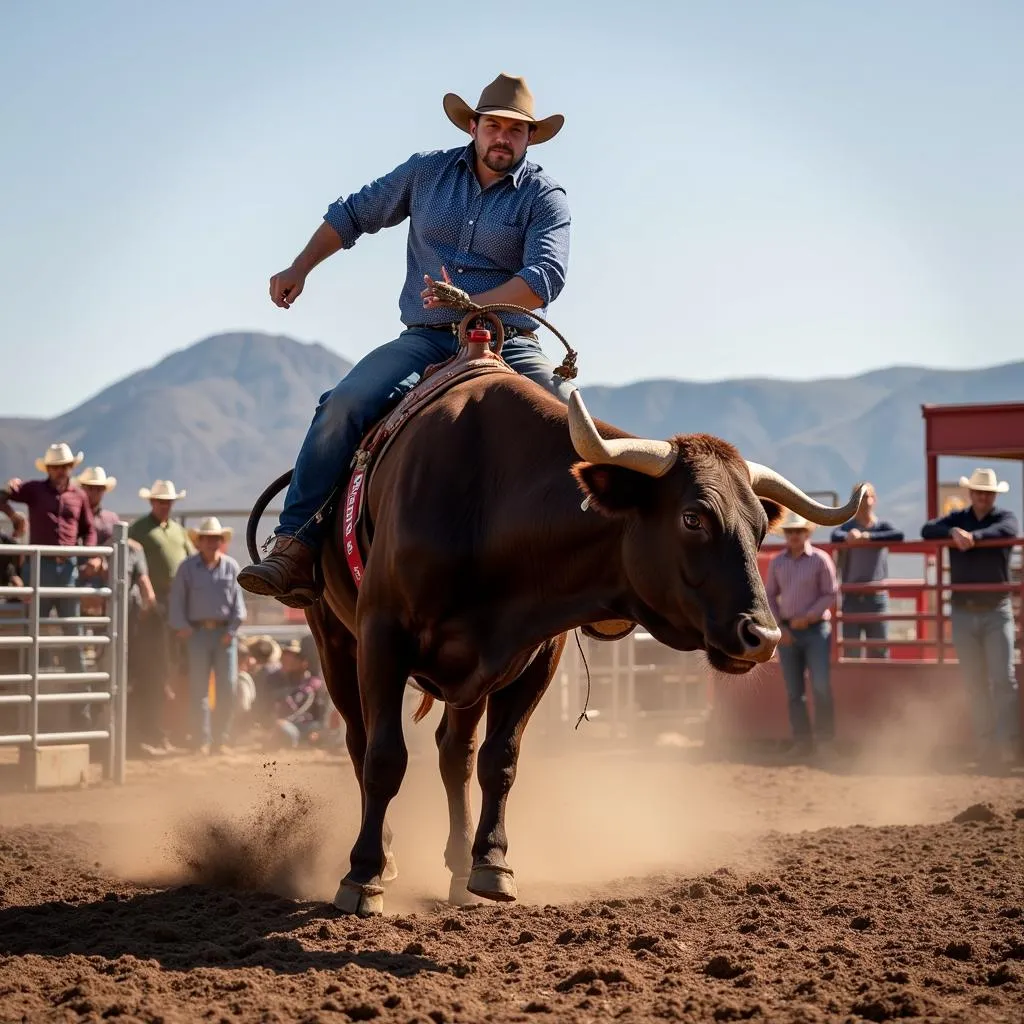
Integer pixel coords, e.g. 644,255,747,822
426,279,579,381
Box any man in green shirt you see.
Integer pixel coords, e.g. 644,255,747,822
127,479,194,750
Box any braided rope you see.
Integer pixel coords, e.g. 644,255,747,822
428,280,579,380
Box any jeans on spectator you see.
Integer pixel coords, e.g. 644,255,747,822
127,608,171,749
273,718,318,748
949,600,1019,752
278,326,577,548
186,627,237,748
841,592,889,659
778,621,834,744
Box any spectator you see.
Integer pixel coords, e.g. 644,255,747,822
766,511,839,756
0,444,99,721
921,468,1020,768
128,479,194,745
830,483,904,658
265,638,328,750
168,517,246,754
75,467,120,545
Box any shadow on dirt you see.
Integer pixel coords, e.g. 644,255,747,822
0,883,445,977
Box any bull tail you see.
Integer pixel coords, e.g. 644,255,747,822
412,694,435,723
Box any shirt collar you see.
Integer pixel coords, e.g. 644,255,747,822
457,141,529,189
785,541,813,559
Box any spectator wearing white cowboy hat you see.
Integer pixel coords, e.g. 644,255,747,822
0,443,100,699
922,467,1020,767
127,479,195,751
766,509,839,756
75,466,120,547
168,516,247,754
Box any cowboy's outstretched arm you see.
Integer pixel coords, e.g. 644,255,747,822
292,222,345,276
469,275,545,310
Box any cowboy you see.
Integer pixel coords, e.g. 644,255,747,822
128,479,195,747
239,73,574,608
766,511,839,756
830,483,904,658
74,467,121,609
0,443,99,689
264,638,328,750
921,468,1020,766
168,517,247,754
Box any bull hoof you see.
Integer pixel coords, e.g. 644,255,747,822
467,863,518,903
333,879,385,917
382,850,399,884
448,875,483,907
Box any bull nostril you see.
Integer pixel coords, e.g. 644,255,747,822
737,616,782,654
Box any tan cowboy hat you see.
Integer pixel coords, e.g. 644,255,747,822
76,466,117,491
247,635,282,664
35,442,84,473
443,73,564,145
281,638,305,656
139,479,187,501
187,515,233,545
959,467,1009,494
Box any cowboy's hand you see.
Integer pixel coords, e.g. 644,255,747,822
779,627,794,647
269,265,306,309
950,527,975,551
847,528,864,542
421,266,458,309
5,478,21,494
221,633,233,647
86,556,103,571
790,616,810,630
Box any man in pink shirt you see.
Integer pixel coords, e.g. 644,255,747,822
766,511,839,754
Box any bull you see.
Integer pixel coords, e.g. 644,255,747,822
249,365,864,917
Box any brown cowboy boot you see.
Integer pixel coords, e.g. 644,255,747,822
238,535,318,609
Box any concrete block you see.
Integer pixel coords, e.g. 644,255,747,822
21,743,91,790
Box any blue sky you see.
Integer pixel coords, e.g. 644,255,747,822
1,0,1021,418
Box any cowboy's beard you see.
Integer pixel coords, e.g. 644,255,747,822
481,144,516,173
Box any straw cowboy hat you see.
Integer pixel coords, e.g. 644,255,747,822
959,467,1009,493
246,635,282,664
138,479,187,501
35,442,84,473
443,73,564,145
76,466,117,491
187,516,233,545
775,509,815,534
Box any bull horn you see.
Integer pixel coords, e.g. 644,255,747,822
568,391,677,478
746,461,867,526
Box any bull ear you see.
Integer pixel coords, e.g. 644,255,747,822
761,499,784,533
572,462,659,516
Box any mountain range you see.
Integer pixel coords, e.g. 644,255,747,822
2,332,1022,547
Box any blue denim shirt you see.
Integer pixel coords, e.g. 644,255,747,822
324,144,570,331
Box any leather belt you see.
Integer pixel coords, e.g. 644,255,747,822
191,619,230,629
406,322,538,341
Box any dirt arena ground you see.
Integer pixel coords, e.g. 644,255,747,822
1,723,1022,1023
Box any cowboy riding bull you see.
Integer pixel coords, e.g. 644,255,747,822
242,312,864,917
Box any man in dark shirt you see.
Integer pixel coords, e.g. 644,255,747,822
831,483,905,658
921,468,1020,765
0,443,99,690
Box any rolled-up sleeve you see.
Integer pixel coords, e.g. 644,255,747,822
324,153,419,249
516,185,570,305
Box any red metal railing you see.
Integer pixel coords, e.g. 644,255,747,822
759,537,1023,665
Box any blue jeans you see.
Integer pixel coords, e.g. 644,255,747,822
778,622,834,743
186,628,237,748
950,600,1019,750
841,593,889,659
278,326,577,547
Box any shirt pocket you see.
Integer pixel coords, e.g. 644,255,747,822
470,217,524,271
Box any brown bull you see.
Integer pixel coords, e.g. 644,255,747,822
287,375,863,916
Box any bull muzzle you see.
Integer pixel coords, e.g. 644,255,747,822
734,615,782,663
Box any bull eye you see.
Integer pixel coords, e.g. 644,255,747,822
682,512,702,531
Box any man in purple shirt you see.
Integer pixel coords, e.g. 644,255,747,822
766,511,839,754
0,443,100,691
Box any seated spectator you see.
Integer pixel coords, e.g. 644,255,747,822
265,638,328,750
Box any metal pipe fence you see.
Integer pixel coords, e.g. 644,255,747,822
0,523,129,787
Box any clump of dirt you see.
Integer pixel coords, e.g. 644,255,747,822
170,788,325,898
953,802,1000,823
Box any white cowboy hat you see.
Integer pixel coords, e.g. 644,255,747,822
774,509,815,534
139,479,187,501
35,442,84,473
959,468,1009,494
75,466,117,491
187,515,233,545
